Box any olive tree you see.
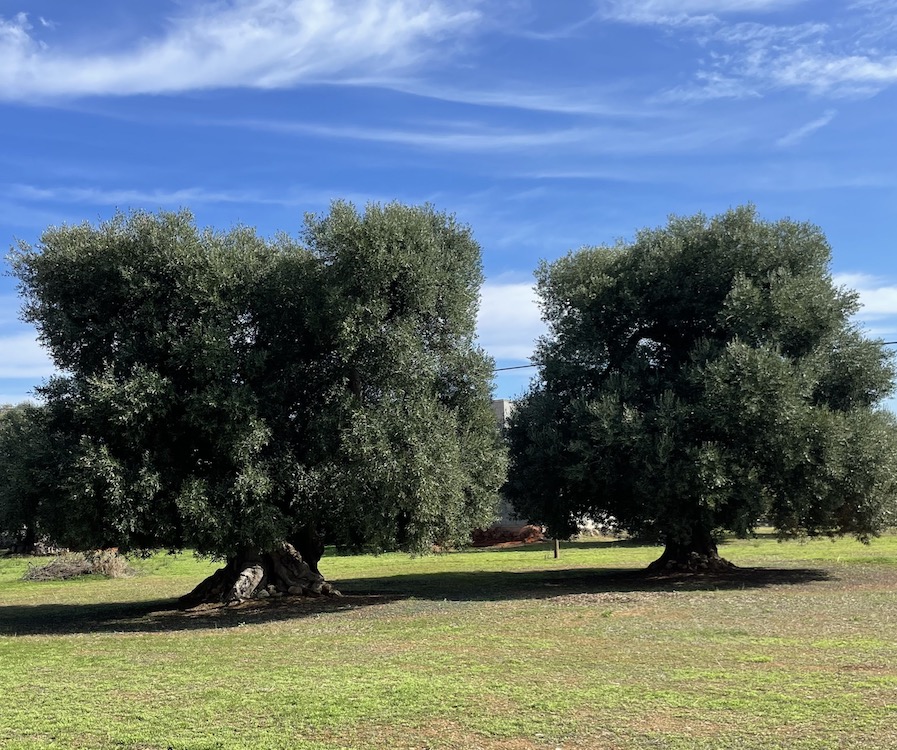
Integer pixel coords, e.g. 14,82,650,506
12,203,506,603
506,206,897,571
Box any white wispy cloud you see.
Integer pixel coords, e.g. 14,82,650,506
477,282,544,361
661,21,827,101
230,118,591,152
599,0,805,26
776,109,836,146
770,51,897,95
660,71,761,102
0,0,478,100
662,8,897,101
835,273,897,319
0,2,656,117
508,9,602,40
850,0,897,8
0,332,55,378
848,0,897,22
9,184,285,206
4,183,385,210
225,116,751,156
733,165,897,191
711,19,827,45
368,78,647,117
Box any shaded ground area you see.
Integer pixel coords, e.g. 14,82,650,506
0,564,831,636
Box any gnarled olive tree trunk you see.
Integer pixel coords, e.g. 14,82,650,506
647,526,736,573
178,537,340,608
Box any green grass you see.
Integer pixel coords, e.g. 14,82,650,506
2,534,897,749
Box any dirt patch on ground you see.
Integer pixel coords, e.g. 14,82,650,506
547,591,683,605
333,718,624,750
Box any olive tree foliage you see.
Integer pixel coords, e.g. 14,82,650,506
11,204,505,597
506,206,897,569
0,403,58,549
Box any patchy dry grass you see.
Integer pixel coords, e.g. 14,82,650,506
1,534,896,749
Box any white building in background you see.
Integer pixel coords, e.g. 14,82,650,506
491,398,515,427
490,399,527,531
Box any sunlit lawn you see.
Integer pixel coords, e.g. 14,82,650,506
1,533,896,749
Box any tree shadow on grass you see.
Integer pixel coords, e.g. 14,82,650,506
338,565,832,601
0,592,402,636
476,535,782,554
469,539,649,553
0,564,831,637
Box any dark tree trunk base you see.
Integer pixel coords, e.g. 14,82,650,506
178,542,340,609
647,540,736,574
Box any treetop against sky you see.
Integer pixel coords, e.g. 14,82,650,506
1,0,896,403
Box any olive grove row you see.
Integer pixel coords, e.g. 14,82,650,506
2,203,894,602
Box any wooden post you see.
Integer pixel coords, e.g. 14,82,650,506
553,537,560,559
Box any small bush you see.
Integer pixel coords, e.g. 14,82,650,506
23,549,136,581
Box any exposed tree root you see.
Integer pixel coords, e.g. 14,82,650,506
178,542,340,609
647,540,737,574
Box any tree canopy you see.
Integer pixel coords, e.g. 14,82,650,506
506,206,897,570
11,203,506,600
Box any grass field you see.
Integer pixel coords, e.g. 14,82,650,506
1,534,896,749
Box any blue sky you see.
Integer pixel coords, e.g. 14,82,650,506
1,0,897,403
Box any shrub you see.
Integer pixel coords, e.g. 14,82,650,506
22,549,136,581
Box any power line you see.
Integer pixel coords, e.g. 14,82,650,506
494,363,537,372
